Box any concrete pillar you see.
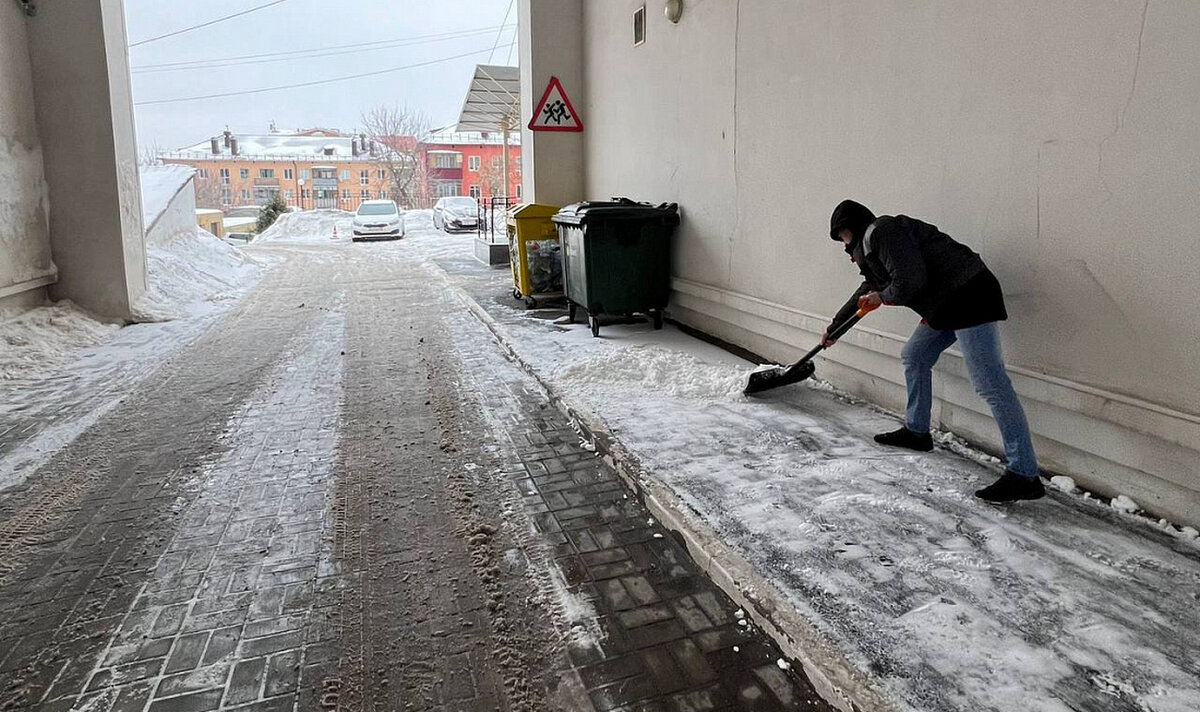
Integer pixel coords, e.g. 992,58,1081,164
27,0,145,321
519,0,585,207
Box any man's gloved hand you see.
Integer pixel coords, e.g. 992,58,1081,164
858,291,883,311
820,329,838,348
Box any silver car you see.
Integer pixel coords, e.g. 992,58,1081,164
432,196,481,233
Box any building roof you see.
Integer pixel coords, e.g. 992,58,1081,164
456,64,520,133
173,133,359,160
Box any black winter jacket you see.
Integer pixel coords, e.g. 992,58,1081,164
832,214,1003,331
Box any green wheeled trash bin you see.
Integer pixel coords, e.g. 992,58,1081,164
551,198,680,337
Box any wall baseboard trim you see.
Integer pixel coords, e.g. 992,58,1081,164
0,274,56,301
670,277,1200,528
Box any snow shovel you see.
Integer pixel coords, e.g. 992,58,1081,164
743,301,879,395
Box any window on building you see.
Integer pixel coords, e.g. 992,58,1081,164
435,182,460,198
219,168,230,184
360,189,370,200
284,190,294,200
340,170,350,180
259,168,275,179
468,184,481,199
468,156,480,171
220,187,231,203
301,189,310,199
515,184,523,198
515,155,522,170
342,189,351,201
377,169,386,181
359,170,369,185
432,153,462,169
240,189,250,201
197,168,209,179
240,168,249,179
300,169,309,180
284,168,294,180
378,190,387,199
491,156,502,169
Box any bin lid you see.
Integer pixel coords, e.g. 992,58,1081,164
551,198,680,226
507,203,560,220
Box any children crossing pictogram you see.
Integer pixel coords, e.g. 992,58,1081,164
528,76,583,132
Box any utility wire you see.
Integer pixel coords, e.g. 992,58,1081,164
133,26,516,74
132,24,514,72
488,0,515,63
130,0,293,48
136,45,508,106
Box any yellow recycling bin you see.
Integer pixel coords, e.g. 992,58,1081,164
506,203,563,308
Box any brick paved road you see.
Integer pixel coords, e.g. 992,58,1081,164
0,241,831,711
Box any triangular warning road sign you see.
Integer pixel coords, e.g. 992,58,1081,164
528,76,583,132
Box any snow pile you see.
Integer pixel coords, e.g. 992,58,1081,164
1050,475,1077,494
1110,494,1139,514
0,302,119,381
255,209,353,243
551,345,748,400
139,164,195,228
133,227,261,322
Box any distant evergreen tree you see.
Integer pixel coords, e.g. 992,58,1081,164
256,192,288,232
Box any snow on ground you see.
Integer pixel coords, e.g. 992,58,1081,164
255,209,353,243
139,164,195,228
388,214,1200,712
133,227,262,322
0,302,119,381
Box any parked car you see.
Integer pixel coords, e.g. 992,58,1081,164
223,232,254,245
433,197,481,233
352,200,404,241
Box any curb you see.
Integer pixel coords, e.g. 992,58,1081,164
434,265,901,712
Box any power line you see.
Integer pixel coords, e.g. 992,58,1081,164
136,45,508,106
489,0,515,64
133,25,516,74
132,24,514,72
130,0,293,48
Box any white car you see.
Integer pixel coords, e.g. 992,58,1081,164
433,196,481,233
352,200,404,241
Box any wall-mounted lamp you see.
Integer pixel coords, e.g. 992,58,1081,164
664,0,683,24
15,0,36,16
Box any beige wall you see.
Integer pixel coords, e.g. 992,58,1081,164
28,0,145,320
519,0,586,207
534,1,1200,524
0,1,54,307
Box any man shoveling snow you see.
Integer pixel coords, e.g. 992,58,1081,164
823,199,1043,503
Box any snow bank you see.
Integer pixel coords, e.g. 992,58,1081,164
133,227,261,322
0,302,119,381
139,164,195,228
255,209,353,243
551,345,749,401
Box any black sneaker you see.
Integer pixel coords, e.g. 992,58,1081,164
975,471,1046,502
873,427,933,452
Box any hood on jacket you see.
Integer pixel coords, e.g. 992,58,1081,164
829,200,876,245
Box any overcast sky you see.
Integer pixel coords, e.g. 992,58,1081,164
124,0,516,152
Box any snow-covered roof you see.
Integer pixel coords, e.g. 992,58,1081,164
140,164,195,228
172,133,362,159
423,128,521,147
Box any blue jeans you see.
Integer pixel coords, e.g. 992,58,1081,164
901,321,1039,478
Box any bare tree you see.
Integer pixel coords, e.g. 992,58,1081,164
193,174,225,210
138,139,164,166
477,153,520,200
360,104,430,208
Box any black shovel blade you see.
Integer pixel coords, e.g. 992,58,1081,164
743,360,816,395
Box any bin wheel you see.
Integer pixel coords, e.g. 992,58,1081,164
567,303,577,323
588,315,600,338
525,296,538,309
511,288,522,300
652,310,664,330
